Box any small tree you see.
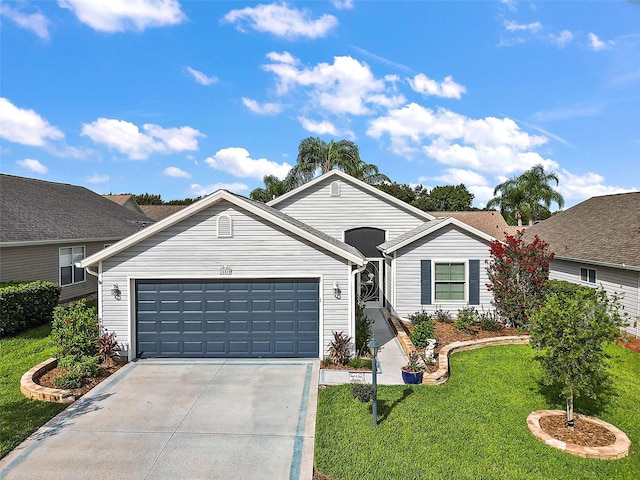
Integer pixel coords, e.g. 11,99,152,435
528,288,626,427
486,231,554,329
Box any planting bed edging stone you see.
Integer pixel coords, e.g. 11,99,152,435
382,309,531,385
527,410,631,460
20,357,75,404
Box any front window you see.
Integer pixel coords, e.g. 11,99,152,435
435,262,466,301
59,246,86,286
580,267,596,284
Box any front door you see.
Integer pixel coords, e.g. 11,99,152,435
357,259,383,308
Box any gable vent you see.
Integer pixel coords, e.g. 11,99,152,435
217,214,233,238
330,180,341,197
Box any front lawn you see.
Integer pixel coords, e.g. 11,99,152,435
0,325,66,459
315,344,640,479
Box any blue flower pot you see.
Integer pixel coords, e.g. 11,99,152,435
402,370,423,384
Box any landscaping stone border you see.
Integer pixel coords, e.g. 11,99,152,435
382,309,530,385
20,357,75,404
527,410,631,460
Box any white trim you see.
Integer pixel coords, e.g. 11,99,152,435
433,259,468,304
267,169,435,221
127,274,326,360
380,217,496,254
78,190,366,268
554,255,640,272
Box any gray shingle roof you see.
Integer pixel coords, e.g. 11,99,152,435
524,192,640,268
140,204,188,221
1,174,153,244
378,218,448,252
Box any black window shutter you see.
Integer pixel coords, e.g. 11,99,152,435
421,260,431,305
469,259,480,305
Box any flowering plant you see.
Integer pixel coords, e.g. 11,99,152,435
402,351,424,373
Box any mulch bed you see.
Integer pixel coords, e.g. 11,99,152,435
618,335,640,354
37,364,123,398
539,414,616,447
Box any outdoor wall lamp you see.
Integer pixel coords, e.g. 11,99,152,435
333,282,341,299
368,336,380,426
110,283,121,300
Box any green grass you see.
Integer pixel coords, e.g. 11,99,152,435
0,324,66,459
315,344,640,480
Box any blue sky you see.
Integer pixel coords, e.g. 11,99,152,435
1,0,638,208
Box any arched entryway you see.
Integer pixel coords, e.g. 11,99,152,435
344,227,385,307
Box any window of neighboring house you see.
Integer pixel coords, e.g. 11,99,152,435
580,267,597,284
434,262,466,301
59,246,86,286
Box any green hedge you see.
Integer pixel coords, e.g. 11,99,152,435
0,281,61,337
547,279,596,299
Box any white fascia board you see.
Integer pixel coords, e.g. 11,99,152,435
267,170,435,221
381,217,496,254
78,190,366,268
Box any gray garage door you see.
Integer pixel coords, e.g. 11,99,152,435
136,279,319,358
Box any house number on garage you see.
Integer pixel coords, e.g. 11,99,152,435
220,265,232,275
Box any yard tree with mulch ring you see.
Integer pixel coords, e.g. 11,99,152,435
528,287,627,427
486,230,554,329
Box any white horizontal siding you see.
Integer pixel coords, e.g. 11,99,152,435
392,225,494,319
551,259,640,337
99,201,351,358
276,177,426,242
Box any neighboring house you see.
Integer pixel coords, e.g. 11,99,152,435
428,210,521,239
104,194,146,215
80,170,499,361
524,192,640,338
0,175,152,302
139,204,188,221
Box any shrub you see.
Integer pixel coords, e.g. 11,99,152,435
351,384,375,403
0,281,61,337
486,231,554,329
478,311,502,332
349,357,373,369
54,372,82,389
51,300,99,359
455,307,477,331
433,308,452,323
547,280,596,300
328,331,352,366
96,328,121,365
354,310,373,355
59,355,99,378
411,321,435,349
408,310,432,326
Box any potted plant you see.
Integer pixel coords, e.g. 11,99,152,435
401,351,424,384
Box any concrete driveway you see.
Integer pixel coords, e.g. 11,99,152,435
0,359,319,480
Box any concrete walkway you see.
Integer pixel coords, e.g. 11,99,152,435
0,359,318,480
319,308,408,385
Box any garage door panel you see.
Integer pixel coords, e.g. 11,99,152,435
136,279,319,358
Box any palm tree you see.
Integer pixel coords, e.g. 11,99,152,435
487,164,564,226
249,174,296,202
289,137,389,186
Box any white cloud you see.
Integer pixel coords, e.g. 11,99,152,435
0,97,64,146
205,147,292,179
588,32,614,51
16,158,48,174
501,0,518,12
367,103,555,175
190,182,249,196
298,117,339,136
0,4,50,40
331,0,354,9
432,168,490,186
263,52,403,115
81,118,204,160
163,166,191,178
408,73,466,99
504,20,542,33
86,173,110,183
185,66,218,86
550,30,573,48
242,97,285,115
557,169,636,202
222,2,337,39
58,0,185,32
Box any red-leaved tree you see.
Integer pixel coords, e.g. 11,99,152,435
486,230,554,329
